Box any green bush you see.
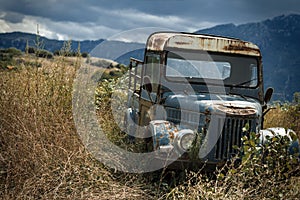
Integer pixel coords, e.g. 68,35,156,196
6,47,22,56
0,48,23,69
36,49,53,59
0,48,22,58
27,46,35,54
81,52,89,58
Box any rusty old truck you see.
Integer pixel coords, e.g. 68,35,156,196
124,31,299,170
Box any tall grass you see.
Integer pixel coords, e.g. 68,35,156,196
0,55,299,199
264,103,300,139
0,56,148,199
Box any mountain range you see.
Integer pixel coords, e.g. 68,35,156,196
0,31,104,54
0,14,300,101
196,14,300,101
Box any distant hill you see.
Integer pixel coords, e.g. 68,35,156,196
89,40,144,65
195,14,300,101
0,31,144,65
0,31,104,54
1,14,300,101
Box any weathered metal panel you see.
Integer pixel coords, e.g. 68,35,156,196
147,33,177,52
214,117,256,161
146,32,261,56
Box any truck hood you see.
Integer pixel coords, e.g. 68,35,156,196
163,93,262,116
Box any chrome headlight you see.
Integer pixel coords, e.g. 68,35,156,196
175,129,195,153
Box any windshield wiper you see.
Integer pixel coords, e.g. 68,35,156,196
228,78,257,100
232,78,257,87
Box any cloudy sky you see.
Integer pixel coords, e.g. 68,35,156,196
0,0,299,41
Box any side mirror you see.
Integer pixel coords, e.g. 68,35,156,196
264,87,274,104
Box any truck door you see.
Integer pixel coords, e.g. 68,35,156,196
127,58,143,129
139,53,161,126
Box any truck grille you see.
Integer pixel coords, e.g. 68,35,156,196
165,107,257,162
214,117,256,161
166,107,205,129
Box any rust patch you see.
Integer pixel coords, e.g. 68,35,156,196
215,104,257,116
174,41,192,45
146,32,261,57
149,37,165,50
224,44,260,55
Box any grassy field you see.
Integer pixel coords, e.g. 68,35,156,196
0,55,299,199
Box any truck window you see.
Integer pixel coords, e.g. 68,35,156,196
166,58,231,80
165,51,258,88
144,54,160,92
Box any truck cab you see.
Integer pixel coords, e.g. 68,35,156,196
125,32,274,168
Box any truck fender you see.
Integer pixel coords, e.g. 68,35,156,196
259,127,300,157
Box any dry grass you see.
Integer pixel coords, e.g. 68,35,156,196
0,56,149,199
264,104,300,139
0,55,299,199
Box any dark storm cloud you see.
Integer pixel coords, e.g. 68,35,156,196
0,0,299,40
2,0,299,24
87,0,300,23
0,0,100,23
1,12,24,23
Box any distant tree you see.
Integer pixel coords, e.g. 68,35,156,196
7,48,22,56
53,50,60,56
0,48,22,69
293,92,300,104
0,49,13,62
37,49,53,59
81,52,89,58
27,47,35,54
71,51,77,57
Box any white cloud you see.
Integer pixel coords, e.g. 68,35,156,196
0,13,121,40
0,16,36,34
0,8,217,41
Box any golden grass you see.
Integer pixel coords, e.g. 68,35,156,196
264,104,300,139
0,55,299,199
0,56,148,199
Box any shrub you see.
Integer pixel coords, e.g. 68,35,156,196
36,49,53,59
6,47,22,56
0,48,23,69
81,52,89,58
53,49,60,56
264,101,300,139
27,46,36,54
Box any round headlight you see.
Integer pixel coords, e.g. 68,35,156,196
180,133,195,151
175,129,195,153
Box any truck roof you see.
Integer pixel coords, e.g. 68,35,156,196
146,32,261,57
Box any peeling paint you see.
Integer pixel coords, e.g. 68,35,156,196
146,32,261,56
215,104,257,116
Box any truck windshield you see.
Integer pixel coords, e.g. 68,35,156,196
165,51,258,88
